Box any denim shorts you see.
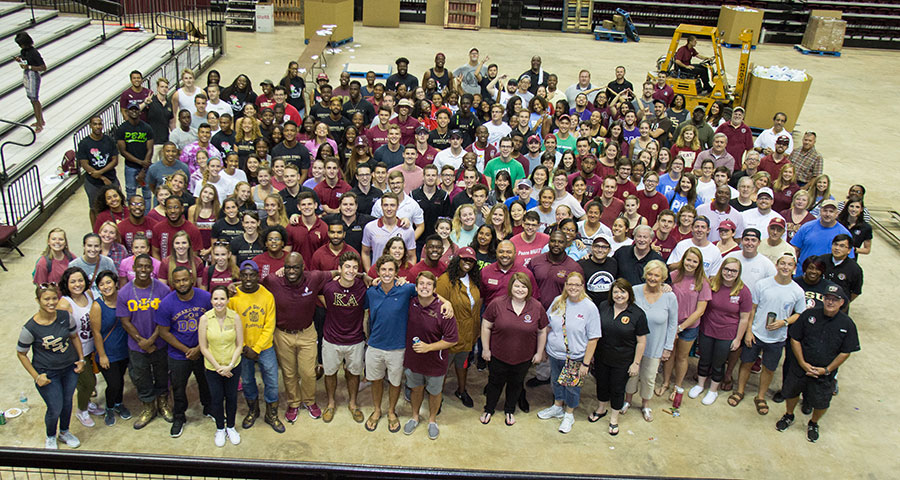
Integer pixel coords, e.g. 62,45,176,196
678,325,699,341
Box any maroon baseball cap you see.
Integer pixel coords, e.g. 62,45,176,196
768,217,786,229
717,219,737,231
457,247,477,261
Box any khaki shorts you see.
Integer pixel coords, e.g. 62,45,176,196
322,340,365,376
365,347,405,386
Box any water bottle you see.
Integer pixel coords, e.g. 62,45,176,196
19,391,29,412
672,386,684,409
412,337,421,344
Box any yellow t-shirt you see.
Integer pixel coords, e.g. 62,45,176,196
228,286,276,354
202,309,242,371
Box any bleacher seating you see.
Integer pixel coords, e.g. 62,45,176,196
0,1,220,236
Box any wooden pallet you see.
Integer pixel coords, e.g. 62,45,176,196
445,0,481,30
563,0,593,33
794,44,842,57
593,27,627,42
273,0,302,24
344,63,392,79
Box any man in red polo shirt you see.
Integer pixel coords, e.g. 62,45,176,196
314,158,351,214
651,71,674,106
674,35,712,94
309,220,360,272
118,195,157,253
414,126,439,169
529,231,584,311
151,196,202,259
287,191,328,263
598,176,625,228
636,172,669,227
715,106,753,171
481,240,541,307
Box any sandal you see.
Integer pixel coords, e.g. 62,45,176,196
721,379,734,392
669,389,678,402
620,401,630,415
388,415,401,433
642,407,653,422
322,407,335,423
654,383,670,397
365,412,381,431
754,397,769,415
588,410,608,423
505,413,516,426
609,423,619,436
480,412,492,424
349,406,365,423
728,392,745,407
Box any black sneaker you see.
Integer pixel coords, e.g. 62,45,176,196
801,401,813,415
526,377,550,388
772,391,785,403
775,413,795,432
455,390,474,408
170,419,185,438
517,391,530,413
203,406,215,420
476,357,487,371
807,421,819,443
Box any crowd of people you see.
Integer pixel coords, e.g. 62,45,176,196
18,41,866,450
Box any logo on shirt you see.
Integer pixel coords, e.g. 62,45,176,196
332,292,359,307
488,278,499,285
128,297,161,312
523,314,533,324
556,270,568,279
808,316,816,324
652,204,659,210
41,335,69,353
838,273,846,281
730,296,740,304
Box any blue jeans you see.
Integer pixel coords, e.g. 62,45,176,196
240,347,279,403
549,356,584,409
124,163,152,203
35,367,79,437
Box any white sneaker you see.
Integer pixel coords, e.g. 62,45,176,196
558,412,575,433
226,427,241,445
58,430,80,448
87,402,106,416
688,385,705,399
75,409,95,427
702,390,719,405
537,404,565,420
45,437,58,449
214,429,226,447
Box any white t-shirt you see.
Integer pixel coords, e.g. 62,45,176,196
609,236,633,255
433,148,466,171
207,99,233,119
484,121,512,148
750,276,805,343
725,251,776,297
193,175,235,204
753,127,794,155
577,221,613,246
741,208,786,240
696,178,716,204
552,193,586,218
221,168,248,185
370,193,425,225
668,239,723,277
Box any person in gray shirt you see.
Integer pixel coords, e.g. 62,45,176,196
147,142,190,195
169,109,198,152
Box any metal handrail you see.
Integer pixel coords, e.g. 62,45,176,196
0,119,36,185
2,164,43,227
155,12,200,56
87,7,123,41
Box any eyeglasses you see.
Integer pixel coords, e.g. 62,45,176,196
38,282,57,290
213,240,230,247
722,268,740,274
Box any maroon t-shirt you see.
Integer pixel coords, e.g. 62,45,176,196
569,172,603,199
637,191,670,227
151,220,203,259
404,296,459,377
528,254,584,310
407,260,447,280
252,251,287,281
415,146,440,169
675,46,697,66
599,198,625,228
366,124,390,151
700,285,752,340
758,155,792,181
120,87,152,120
483,297,549,365
262,270,332,331
313,179,352,210
613,180,637,202
652,232,680,261
287,218,328,263
206,267,236,291
157,256,206,285
309,243,360,272
118,217,157,253
321,277,368,345
389,116,422,145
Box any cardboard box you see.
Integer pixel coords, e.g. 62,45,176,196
602,19,614,30
363,0,400,27
303,0,353,42
717,5,764,45
255,3,274,32
802,16,847,52
742,64,812,132
810,9,841,19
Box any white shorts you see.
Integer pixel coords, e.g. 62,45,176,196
321,340,365,376
365,347,405,386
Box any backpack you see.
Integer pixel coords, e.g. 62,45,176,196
61,150,79,176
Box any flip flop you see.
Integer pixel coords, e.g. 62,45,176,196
480,412,492,424
365,412,381,431
349,406,365,423
609,423,619,436
588,410,608,423
388,415,401,433
505,413,515,426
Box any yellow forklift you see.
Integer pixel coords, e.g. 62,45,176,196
649,24,754,114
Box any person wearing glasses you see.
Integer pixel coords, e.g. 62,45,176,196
17,282,85,449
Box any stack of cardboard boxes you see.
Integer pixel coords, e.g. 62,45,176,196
801,10,846,52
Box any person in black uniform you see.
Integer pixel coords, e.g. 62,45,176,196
776,284,860,443
818,234,863,314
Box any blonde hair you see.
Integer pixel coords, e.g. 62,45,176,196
202,156,224,187
189,184,221,223
451,204,476,238
790,189,810,210
41,227,72,259
98,221,122,245
209,242,240,284
264,193,289,227
550,271,587,316
772,163,796,191
235,116,262,143
709,257,745,296
676,124,701,150
671,246,708,292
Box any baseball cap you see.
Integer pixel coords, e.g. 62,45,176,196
259,79,274,87
768,217,786,229
775,135,790,145
733,106,746,113
507,78,518,86
718,219,737,232
316,73,329,81
824,284,848,303
415,125,430,135
239,260,259,272
527,134,541,145
354,137,367,147
742,228,761,239
592,235,612,247
820,199,839,210
557,114,572,122
693,105,706,112
457,246,477,261
395,57,409,65
757,187,774,199
397,98,414,109
127,103,140,110
449,129,463,139
516,179,532,189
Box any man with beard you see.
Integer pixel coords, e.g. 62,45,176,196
579,235,618,305
118,195,157,253
408,235,447,279
151,196,202,260
310,220,360,272
156,267,213,437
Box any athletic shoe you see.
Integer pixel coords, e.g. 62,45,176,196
427,422,440,440
558,413,574,434
170,419,185,438
87,402,106,416
226,427,241,445
526,377,550,388
45,437,58,449
537,404,565,420
302,402,322,419
75,409,95,428
114,404,132,419
285,406,299,423
58,431,80,448
215,429,226,447
701,390,719,405
807,421,819,443
104,408,116,427
776,413,795,432
403,419,418,435
688,385,705,399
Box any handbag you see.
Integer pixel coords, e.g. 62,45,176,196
556,312,584,388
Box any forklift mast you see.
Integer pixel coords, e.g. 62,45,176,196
733,29,754,107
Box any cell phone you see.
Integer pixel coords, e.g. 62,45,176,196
766,312,777,326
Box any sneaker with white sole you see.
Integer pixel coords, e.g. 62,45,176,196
45,437,58,449
214,429,226,447
701,390,719,405
87,402,106,416
558,413,575,433
537,404,565,420
226,427,241,445
427,422,440,440
688,385,705,399
58,430,80,448
75,409,95,427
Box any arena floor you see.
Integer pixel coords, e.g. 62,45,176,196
1,23,897,479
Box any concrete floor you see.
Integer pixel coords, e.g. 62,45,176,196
0,23,897,479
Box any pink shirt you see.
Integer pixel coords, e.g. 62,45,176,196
510,233,550,267
671,274,712,324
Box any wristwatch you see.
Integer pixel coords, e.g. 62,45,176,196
824,367,830,375
582,361,590,368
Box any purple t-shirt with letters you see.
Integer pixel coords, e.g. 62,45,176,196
154,288,212,360
116,280,168,352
